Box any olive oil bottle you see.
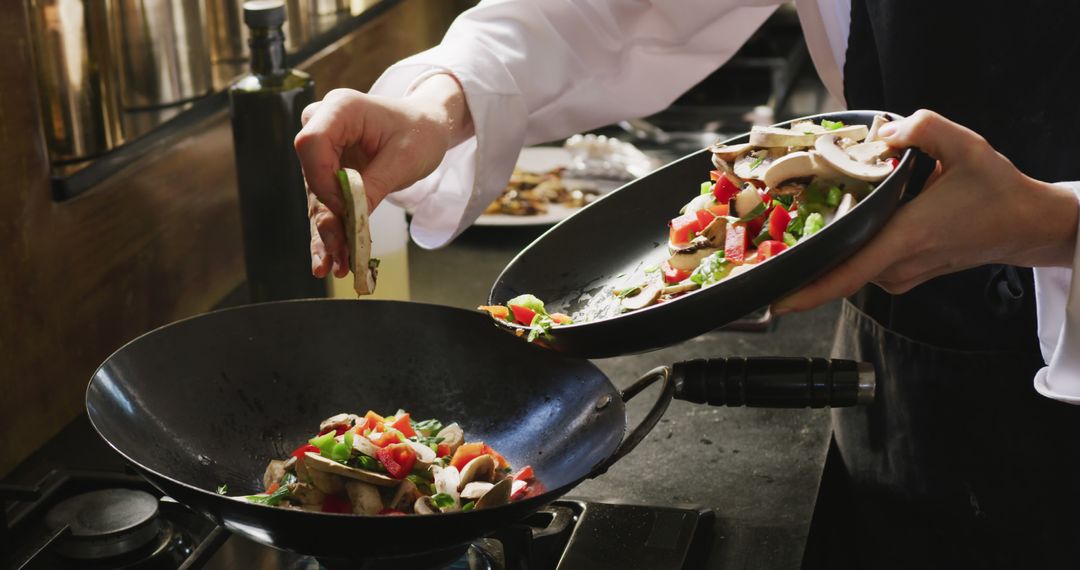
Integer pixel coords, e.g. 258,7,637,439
229,0,325,301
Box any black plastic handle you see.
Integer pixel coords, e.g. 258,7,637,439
672,357,874,408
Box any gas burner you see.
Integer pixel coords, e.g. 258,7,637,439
45,488,161,560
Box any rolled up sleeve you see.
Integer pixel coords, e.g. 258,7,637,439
1033,182,1080,403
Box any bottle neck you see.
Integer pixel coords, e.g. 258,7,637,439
248,27,287,76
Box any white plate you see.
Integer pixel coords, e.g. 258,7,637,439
475,147,620,227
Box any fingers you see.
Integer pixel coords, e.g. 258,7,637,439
877,109,983,164
307,192,349,278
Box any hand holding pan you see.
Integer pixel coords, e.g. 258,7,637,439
86,300,872,562
488,110,936,358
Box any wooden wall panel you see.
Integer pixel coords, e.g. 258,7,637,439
0,0,467,476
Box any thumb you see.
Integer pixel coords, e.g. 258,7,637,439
877,109,979,164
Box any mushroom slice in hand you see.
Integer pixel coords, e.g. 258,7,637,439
437,423,464,454
303,452,399,487
761,151,836,190
845,140,893,165
621,282,662,312
458,454,497,490
476,478,513,510
749,126,816,148
823,124,869,143
345,480,384,515
389,478,423,511
460,481,495,501
815,134,893,182
709,141,753,162
865,114,889,142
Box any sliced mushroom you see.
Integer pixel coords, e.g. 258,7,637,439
621,282,662,312
749,126,816,148
461,481,495,500
303,452,399,487
344,480,384,515
835,193,856,219
262,457,294,491
458,454,496,490
475,478,512,510
403,439,437,466
319,413,362,433
389,479,423,511
790,120,827,134
432,465,461,506
286,481,326,506
351,434,380,458
761,151,837,190
662,282,701,296
436,424,464,454
698,215,727,247
865,114,889,142
733,149,780,180
824,124,869,143
414,495,438,515
668,246,719,272
845,140,892,164
815,134,893,182
733,185,763,218
708,141,753,162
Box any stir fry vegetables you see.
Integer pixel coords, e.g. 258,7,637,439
230,410,540,515
480,115,898,333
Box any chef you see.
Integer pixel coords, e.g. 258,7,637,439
295,1,1080,566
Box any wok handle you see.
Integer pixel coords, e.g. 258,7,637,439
587,366,676,478
672,357,874,408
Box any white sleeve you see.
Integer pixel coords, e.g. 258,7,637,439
1033,182,1080,403
369,0,783,248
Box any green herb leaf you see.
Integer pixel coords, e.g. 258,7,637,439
772,193,794,208
462,501,476,512
431,493,456,509
407,474,436,494
244,484,292,507
821,119,844,131
749,155,765,171
413,418,444,436
217,484,228,495
354,454,385,472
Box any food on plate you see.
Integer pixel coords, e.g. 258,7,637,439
337,169,379,295
228,409,540,515
480,116,900,337
484,167,599,216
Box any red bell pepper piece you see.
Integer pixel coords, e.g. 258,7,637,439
887,157,899,169
378,508,407,516
436,443,451,457
482,444,511,470
725,223,748,264
509,304,537,325
513,465,535,482
370,430,405,448
360,411,385,433
291,443,320,459
669,212,701,246
376,444,417,479
707,202,729,217
712,175,740,203
756,240,788,260
322,494,352,514
388,413,417,439
661,261,692,284
450,442,486,470
694,208,716,229
767,206,791,241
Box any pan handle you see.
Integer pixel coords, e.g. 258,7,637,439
587,366,676,478
672,357,874,408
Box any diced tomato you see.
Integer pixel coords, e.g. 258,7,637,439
482,444,510,470
436,443,451,458
725,223,748,264
378,508,406,516
887,157,899,169
478,305,510,320
509,304,537,326
265,482,280,494
756,240,788,260
712,175,740,203
388,414,417,439
669,212,701,246
376,444,417,479
661,261,692,284
361,411,385,433
513,465,535,482
706,202,729,217
767,206,791,241
694,208,716,229
290,443,320,459
322,494,352,514
550,313,573,325
450,442,486,470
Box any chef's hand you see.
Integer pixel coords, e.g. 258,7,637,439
295,74,471,278
773,109,1079,315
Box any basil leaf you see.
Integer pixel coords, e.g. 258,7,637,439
244,485,292,506
462,501,476,512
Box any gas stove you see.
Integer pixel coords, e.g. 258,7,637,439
2,467,712,570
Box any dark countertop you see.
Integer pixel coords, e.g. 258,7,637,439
408,225,841,569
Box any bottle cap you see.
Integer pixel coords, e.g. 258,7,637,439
243,0,287,29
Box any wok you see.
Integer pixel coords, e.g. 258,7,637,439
87,300,872,565
490,110,931,357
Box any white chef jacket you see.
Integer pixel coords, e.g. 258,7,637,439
367,0,1080,402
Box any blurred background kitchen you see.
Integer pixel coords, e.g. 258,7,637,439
2,1,850,568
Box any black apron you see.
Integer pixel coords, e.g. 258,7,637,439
833,1,1080,568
